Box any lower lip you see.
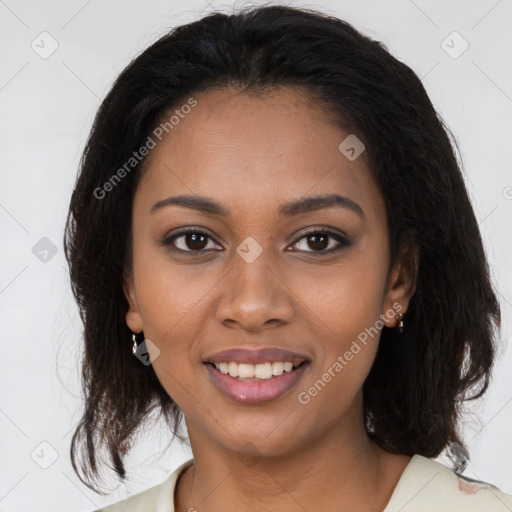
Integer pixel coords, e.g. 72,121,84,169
204,362,310,405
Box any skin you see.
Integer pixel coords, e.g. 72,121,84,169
123,86,418,512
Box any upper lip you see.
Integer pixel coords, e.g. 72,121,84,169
203,347,310,366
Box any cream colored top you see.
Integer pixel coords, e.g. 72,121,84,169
96,455,512,511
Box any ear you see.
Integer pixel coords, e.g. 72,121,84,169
123,266,144,333
382,244,419,328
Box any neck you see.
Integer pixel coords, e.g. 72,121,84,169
175,399,410,512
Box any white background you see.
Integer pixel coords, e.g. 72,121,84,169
1,0,511,510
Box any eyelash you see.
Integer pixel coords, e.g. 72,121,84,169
162,227,351,256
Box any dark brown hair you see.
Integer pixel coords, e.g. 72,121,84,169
64,4,500,494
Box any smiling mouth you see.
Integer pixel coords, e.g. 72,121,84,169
204,358,310,405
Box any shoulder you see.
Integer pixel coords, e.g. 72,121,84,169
384,454,512,512
93,459,194,512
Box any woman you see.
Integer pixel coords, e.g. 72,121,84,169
64,5,511,511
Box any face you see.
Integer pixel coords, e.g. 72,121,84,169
123,86,416,459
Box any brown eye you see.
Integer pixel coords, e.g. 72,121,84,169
163,229,221,253
289,229,350,254
182,232,208,250
305,233,329,251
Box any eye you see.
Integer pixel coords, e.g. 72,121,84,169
288,228,351,255
162,228,222,253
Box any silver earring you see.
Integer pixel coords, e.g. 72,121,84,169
132,332,139,355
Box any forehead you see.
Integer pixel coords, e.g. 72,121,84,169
136,86,385,222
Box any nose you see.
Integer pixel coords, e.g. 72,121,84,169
214,247,295,332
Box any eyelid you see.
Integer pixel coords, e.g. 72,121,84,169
290,224,349,243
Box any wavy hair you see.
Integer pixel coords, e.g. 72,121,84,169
64,4,500,493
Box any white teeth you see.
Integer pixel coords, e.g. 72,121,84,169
238,363,254,378
212,361,298,380
254,362,272,379
228,361,238,377
272,362,284,376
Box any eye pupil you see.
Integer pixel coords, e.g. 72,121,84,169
186,233,208,250
308,234,329,251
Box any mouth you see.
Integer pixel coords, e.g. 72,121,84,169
203,358,311,405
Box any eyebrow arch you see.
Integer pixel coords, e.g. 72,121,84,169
150,193,365,219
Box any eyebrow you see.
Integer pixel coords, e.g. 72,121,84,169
150,193,365,219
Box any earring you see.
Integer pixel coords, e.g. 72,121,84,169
132,332,140,355
395,312,404,334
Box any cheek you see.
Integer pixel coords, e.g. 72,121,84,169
296,312,381,422
134,248,219,337
293,256,386,395
294,254,387,336
131,252,215,399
